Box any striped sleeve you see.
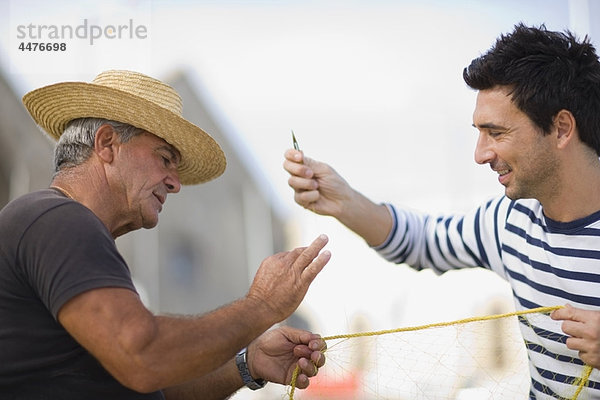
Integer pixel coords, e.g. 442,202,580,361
373,197,512,276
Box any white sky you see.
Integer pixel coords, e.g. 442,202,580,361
0,0,591,338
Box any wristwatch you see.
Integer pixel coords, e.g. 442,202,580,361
235,347,267,390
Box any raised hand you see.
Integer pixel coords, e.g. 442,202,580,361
247,234,331,323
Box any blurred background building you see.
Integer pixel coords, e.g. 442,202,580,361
0,70,53,205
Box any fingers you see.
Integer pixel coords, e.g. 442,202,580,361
295,335,326,388
552,304,596,338
284,329,327,380
262,327,327,390
311,348,326,368
292,335,327,359
284,149,305,164
284,150,312,176
289,234,328,267
286,163,320,209
288,175,318,192
284,150,317,192
292,330,324,348
293,189,320,210
295,352,326,389
310,337,327,353
550,304,575,321
284,150,328,214
551,304,598,322
566,337,600,367
303,250,331,283
298,356,322,376
293,235,331,282
551,304,600,368
286,166,318,198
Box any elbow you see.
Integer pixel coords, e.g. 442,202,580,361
111,356,166,393
112,368,165,393
104,317,167,393
117,373,164,394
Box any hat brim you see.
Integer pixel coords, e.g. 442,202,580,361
22,81,226,185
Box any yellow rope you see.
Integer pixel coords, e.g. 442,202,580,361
287,305,594,400
321,305,561,340
573,364,594,399
288,367,300,399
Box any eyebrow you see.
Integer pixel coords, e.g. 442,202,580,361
472,122,508,130
158,145,182,165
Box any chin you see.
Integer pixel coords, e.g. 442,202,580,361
143,214,160,229
504,191,518,200
140,206,160,229
504,188,533,201
143,219,159,229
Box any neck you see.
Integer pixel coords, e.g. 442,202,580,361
50,172,127,239
50,184,76,201
540,156,600,222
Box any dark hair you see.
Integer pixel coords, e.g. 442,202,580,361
463,23,600,155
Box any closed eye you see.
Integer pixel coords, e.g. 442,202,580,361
156,146,181,169
473,122,508,138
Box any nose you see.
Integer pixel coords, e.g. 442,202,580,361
474,132,495,165
165,170,181,194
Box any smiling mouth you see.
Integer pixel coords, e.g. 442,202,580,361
494,167,512,187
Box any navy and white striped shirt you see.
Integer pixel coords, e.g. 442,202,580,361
374,196,600,399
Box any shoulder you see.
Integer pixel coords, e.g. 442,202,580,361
506,198,542,220
478,196,540,221
0,190,71,236
1,189,110,244
1,189,90,221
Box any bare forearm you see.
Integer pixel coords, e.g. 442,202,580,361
336,189,393,247
163,358,242,400
129,297,274,390
284,150,393,246
77,293,275,392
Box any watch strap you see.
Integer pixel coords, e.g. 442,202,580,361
235,347,267,390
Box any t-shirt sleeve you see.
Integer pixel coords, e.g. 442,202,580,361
18,201,137,319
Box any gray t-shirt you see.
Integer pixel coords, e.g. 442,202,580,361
0,189,164,399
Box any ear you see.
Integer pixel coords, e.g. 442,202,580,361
554,109,576,150
94,124,118,163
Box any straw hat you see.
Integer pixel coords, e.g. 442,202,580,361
22,70,226,185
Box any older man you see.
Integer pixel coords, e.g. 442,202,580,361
0,70,330,399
